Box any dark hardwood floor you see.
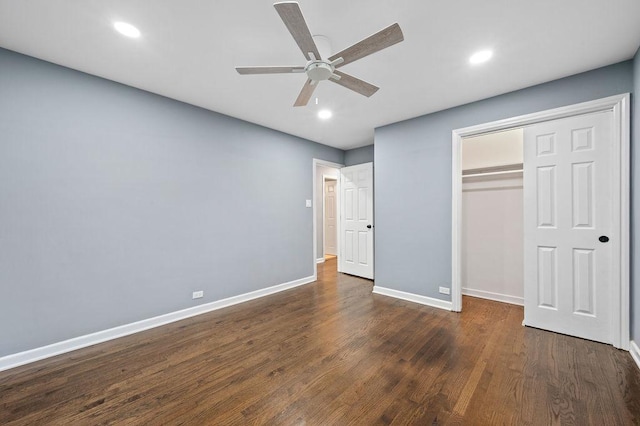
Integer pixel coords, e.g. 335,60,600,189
1,258,640,425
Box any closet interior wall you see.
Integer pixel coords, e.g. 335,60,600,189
461,129,524,306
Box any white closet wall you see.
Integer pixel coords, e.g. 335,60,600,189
461,129,524,305
463,129,523,170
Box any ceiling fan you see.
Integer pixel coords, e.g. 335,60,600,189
235,1,404,107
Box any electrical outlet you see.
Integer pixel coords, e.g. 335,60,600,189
192,290,204,299
305,199,312,208
439,286,450,295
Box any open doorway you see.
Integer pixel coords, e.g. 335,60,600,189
461,129,524,307
323,176,338,261
313,159,342,278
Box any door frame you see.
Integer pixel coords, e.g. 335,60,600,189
450,93,630,349
313,159,343,280
322,175,338,258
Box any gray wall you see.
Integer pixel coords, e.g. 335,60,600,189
633,47,640,344
375,61,634,301
0,48,343,357
344,145,374,166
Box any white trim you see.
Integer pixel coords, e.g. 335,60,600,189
614,95,630,350
630,341,640,371
452,124,463,312
451,93,631,349
0,275,315,373
462,288,524,306
373,286,453,311
454,94,630,137
312,159,343,280
316,258,325,264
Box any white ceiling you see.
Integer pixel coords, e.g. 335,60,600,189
1,0,639,150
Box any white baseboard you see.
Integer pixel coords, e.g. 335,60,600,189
372,286,452,311
0,275,316,373
631,341,640,371
316,258,325,264
462,288,524,306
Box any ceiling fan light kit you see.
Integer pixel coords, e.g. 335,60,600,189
235,1,404,107
306,61,334,82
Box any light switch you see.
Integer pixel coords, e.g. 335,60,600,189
305,199,312,208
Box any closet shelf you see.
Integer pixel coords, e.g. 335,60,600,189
462,163,523,178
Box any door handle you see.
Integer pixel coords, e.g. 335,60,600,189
599,236,609,243
367,224,372,229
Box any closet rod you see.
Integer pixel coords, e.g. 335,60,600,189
463,169,523,178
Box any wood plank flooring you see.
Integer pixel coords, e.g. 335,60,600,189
1,258,640,425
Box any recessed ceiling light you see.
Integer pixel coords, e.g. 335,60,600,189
469,50,493,65
318,109,332,120
114,22,141,38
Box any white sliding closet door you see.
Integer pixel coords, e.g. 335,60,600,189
523,111,614,344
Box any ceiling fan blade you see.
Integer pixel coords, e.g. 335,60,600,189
329,71,379,97
274,2,321,60
236,66,305,75
294,79,317,107
329,23,404,68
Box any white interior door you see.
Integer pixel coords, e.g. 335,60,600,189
523,111,614,344
324,179,337,256
339,162,374,279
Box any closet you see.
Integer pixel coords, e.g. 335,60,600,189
461,129,524,306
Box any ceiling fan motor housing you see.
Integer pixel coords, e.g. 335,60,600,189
306,61,334,81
